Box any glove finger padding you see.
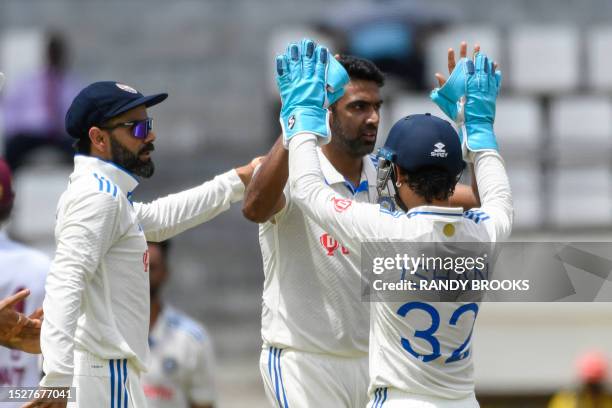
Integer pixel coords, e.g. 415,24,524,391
463,52,500,153
287,43,301,82
301,39,316,78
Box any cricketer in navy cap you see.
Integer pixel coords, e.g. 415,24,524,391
376,113,466,211
66,81,167,178
383,113,465,177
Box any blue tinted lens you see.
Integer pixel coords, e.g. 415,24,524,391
132,119,152,139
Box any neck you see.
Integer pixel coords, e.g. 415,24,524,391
400,189,451,211
89,150,112,162
321,143,363,186
150,298,162,330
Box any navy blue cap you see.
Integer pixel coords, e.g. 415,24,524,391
65,81,168,139
382,113,465,176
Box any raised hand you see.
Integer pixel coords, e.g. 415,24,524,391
463,52,502,152
276,39,349,148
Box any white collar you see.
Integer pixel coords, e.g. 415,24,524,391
406,205,464,219
317,148,376,195
72,154,139,196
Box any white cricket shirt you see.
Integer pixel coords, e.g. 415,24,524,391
259,148,380,358
288,134,513,400
41,155,244,387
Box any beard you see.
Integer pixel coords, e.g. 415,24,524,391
109,136,155,178
330,114,377,158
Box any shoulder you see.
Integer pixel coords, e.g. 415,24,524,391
164,306,210,345
71,171,122,200
462,209,491,224
61,172,125,215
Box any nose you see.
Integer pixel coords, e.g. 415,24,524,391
366,106,380,127
145,129,156,144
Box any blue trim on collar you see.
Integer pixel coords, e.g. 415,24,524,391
74,154,139,183
344,179,369,195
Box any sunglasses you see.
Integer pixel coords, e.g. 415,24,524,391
100,118,153,139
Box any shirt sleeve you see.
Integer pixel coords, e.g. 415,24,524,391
469,151,514,241
134,169,244,243
188,334,216,405
288,134,392,252
40,190,120,387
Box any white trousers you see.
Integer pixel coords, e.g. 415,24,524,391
68,349,147,408
259,345,369,408
367,388,480,408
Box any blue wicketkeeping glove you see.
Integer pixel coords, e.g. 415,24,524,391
430,57,470,122
325,55,348,107
463,53,502,152
277,39,349,147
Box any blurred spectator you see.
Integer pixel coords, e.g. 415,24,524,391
548,351,612,408
0,158,48,406
1,31,79,171
143,240,216,408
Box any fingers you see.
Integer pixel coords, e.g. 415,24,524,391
435,73,446,87
250,156,265,168
276,55,288,77
315,45,329,79
473,43,480,58
29,308,44,321
459,41,467,59
0,289,30,310
287,42,301,78
447,48,456,74
301,39,316,76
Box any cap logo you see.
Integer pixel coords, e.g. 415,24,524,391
116,83,138,94
431,142,448,158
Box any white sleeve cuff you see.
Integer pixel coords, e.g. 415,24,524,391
224,169,246,203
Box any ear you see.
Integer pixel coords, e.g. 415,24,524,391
88,127,108,155
394,164,405,181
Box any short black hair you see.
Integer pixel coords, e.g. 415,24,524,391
336,54,385,87
401,166,458,203
73,137,91,154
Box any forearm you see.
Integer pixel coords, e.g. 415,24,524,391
242,136,288,223
450,165,480,209
137,169,244,242
40,262,87,387
288,133,374,248
471,151,513,235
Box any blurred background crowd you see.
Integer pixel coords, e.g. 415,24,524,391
0,0,611,406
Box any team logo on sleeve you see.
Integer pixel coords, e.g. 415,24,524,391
332,197,352,213
288,115,296,129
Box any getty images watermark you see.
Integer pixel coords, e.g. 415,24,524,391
360,242,612,302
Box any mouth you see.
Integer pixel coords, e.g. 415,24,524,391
361,132,377,143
